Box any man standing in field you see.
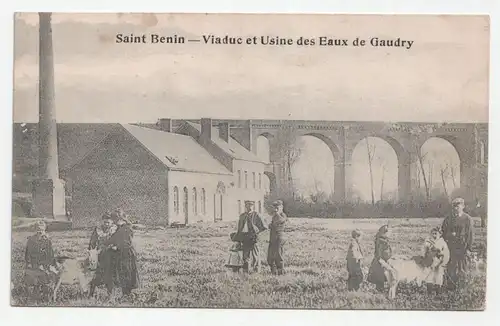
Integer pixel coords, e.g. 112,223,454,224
267,200,288,275
236,200,267,273
441,197,474,290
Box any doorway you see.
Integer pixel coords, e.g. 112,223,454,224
214,194,223,221
214,181,226,222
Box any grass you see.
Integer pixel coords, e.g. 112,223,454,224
10,217,486,310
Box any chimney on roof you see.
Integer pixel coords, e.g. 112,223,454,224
219,122,230,143
201,118,212,140
158,118,172,132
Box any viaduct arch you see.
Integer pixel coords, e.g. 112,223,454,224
214,119,487,210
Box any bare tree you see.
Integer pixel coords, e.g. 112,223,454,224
380,163,386,202
448,160,457,188
365,138,376,206
390,122,442,201
427,160,434,190
415,163,421,191
418,151,431,200
440,164,449,198
275,123,302,198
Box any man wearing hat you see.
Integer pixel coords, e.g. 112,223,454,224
441,197,474,289
236,200,267,273
267,200,288,275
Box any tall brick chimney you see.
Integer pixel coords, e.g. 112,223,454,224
219,122,230,143
158,118,172,132
32,12,67,221
201,118,212,140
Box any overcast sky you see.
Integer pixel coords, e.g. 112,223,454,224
13,13,489,123
13,13,487,201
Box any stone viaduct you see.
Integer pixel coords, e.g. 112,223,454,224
199,119,488,209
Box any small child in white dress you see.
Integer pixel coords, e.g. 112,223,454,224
225,232,244,273
421,227,450,295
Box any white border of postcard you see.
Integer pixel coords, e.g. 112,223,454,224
1,0,498,325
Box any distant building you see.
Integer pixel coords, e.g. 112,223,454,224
12,118,267,227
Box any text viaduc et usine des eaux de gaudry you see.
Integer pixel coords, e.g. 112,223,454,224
115,34,415,49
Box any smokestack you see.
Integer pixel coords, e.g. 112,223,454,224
38,12,59,180
201,118,212,140
158,118,172,132
32,12,67,221
219,122,230,143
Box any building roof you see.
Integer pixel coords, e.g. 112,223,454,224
13,122,232,178
184,122,264,163
120,124,232,175
13,123,122,176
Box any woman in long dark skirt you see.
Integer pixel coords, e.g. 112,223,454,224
367,225,393,292
106,209,140,297
88,212,117,297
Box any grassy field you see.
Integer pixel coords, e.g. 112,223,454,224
10,217,486,310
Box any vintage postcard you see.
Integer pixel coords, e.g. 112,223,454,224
11,13,488,310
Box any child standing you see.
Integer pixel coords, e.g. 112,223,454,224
346,229,364,291
24,220,56,302
422,227,450,295
225,232,244,273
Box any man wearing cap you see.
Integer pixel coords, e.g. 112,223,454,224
267,200,288,275
236,200,267,273
24,220,56,301
441,197,474,289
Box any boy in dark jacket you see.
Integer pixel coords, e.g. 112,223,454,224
267,200,288,275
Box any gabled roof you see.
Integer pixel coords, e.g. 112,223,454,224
120,124,232,175
13,123,122,175
183,122,264,163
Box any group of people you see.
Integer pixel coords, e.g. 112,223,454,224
346,197,475,295
226,196,476,297
226,200,288,275
23,195,476,302
23,208,140,301
88,209,140,297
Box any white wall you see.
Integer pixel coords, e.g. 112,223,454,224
168,170,235,224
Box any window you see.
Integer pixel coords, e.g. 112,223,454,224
238,200,241,214
258,201,262,214
183,187,188,215
480,141,486,164
259,173,262,189
252,172,256,189
244,171,248,189
238,170,242,188
201,188,206,215
192,188,197,215
173,186,179,214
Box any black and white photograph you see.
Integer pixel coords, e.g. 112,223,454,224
10,12,489,310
